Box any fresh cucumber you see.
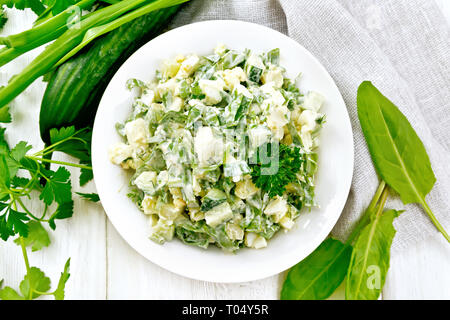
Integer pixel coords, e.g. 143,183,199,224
39,5,181,143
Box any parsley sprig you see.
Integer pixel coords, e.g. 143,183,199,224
0,125,95,300
249,142,302,198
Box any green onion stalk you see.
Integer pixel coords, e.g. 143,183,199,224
0,0,190,109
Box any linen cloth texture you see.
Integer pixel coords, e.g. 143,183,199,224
170,0,450,251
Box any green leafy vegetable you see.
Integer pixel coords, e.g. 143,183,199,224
0,7,7,31
0,127,75,299
53,258,70,300
248,66,263,83
0,257,71,300
3,0,46,15
76,192,99,202
19,266,51,299
346,206,401,300
250,143,302,198
0,206,30,240
14,220,50,251
0,284,25,300
0,126,92,241
357,81,449,242
0,105,11,123
281,238,352,300
39,166,72,205
0,0,190,108
280,178,400,300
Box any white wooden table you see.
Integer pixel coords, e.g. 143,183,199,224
1,2,449,300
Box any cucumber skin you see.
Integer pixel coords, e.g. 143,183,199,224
39,6,181,143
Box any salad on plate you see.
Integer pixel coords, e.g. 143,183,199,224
109,45,325,252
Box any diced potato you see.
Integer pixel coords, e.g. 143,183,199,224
248,125,272,149
141,90,155,106
267,105,290,140
160,203,184,221
234,84,252,99
280,216,295,230
235,176,259,200
262,66,284,88
264,196,288,223
133,171,157,194
149,218,174,244
124,118,149,147
303,91,324,112
108,142,133,165
194,127,224,166
300,131,313,151
168,97,184,112
247,53,265,69
226,223,244,241
176,54,200,78
244,232,267,249
204,202,233,228
199,79,225,105
298,110,318,133
161,58,181,78
220,67,247,91
188,207,205,221
142,195,157,215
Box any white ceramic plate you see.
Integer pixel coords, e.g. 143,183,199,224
92,20,353,283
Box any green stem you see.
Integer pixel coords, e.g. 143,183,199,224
25,156,92,170
33,290,54,296
19,237,34,300
33,132,89,157
39,205,48,220
19,238,31,275
56,0,189,66
346,181,387,245
0,0,151,108
367,181,386,213
375,187,389,218
16,197,43,221
421,200,450,243
3,0,96,48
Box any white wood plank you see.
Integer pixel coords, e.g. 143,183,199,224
106,221,280,299
383,234,450,300
0,8,106,300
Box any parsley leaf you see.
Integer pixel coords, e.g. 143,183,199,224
49,126,92,163
53,258,70,300
19,267,51,299
0,154,10,199
48,200,73,230
0,202,30,241
0,7,7,31
7,208,30,238
3,0,46,15
14,221,50,252
0,127,9,152
0,209,14,241
39,166,72,206
42,0,77,15
11,141,32,162
249,143,302,198
79,166,93,186
0,105,11,123
76,192,99,203
0,286,25,300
